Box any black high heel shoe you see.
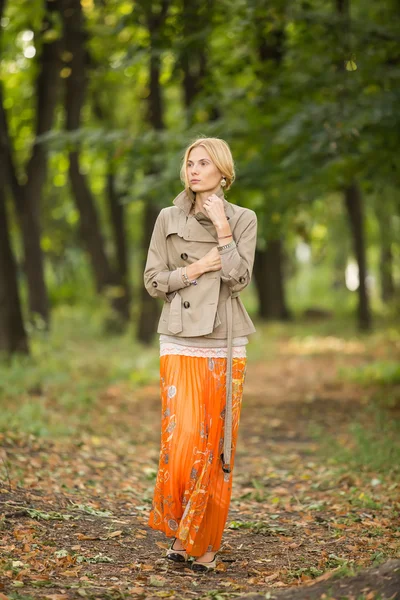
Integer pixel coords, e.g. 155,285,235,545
165,537,188,563
191,552,217,572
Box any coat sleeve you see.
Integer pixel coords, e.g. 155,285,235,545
219,211,258,294
143,208,189,303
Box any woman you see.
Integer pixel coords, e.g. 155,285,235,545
143,137,257,572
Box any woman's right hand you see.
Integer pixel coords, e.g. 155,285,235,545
185,247,221,280
198,247,222,273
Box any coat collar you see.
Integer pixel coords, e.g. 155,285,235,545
172,187,234,221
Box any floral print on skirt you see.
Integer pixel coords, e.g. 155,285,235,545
148,353,247,558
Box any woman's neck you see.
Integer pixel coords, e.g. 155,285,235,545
192,185,221,214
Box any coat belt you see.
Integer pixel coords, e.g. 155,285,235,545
221,289,239,475
167,288,240,475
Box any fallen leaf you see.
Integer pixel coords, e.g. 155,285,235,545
76,533,99,540
107,530,123,538
309,567,341,584
60,568,82,576
150,576,165,587
264,572,279,582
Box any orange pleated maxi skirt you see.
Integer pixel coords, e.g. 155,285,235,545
148,353,247,557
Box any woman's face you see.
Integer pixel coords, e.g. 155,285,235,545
186,146,222,193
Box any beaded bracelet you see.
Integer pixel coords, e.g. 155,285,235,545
182,266,198,285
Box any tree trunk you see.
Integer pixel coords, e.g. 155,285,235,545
254,242,291,320
138,203,163,342
0,160,29,356
0,0,62,326
336,0,371,330
332,244,348,291
179,0,220,124
344,182,371,330
106,168,131,316
0,0,27,357
137,0,170,344
62,0,128,323
379,245,395,303
375,202,395,303
91,88,131,314
252,3,290,321
67,153,114,293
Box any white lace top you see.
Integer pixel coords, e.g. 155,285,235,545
159,334,248,358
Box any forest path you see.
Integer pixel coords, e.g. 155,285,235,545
1,335,399,599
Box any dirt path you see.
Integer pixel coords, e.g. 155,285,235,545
1,342,399,599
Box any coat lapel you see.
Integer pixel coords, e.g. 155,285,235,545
172,187,235,243
186,215,217,243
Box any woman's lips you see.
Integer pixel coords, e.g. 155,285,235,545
191,179,200,182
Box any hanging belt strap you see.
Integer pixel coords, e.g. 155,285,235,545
221,292,234,473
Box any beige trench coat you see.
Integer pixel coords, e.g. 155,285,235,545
143,187,257,473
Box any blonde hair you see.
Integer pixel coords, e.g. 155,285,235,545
180,137,235,199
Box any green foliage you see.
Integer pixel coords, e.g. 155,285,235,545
1,0,399,345
340,361,400,386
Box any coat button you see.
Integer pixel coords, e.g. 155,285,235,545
181,252,188,260
183,301,190,308
152,281,158,287
239,276,245,283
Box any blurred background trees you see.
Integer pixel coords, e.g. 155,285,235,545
1,0,399,357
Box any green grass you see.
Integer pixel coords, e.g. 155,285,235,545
309,397,400,478
0,305,159,438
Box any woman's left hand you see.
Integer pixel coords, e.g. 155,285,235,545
203,194,227,228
